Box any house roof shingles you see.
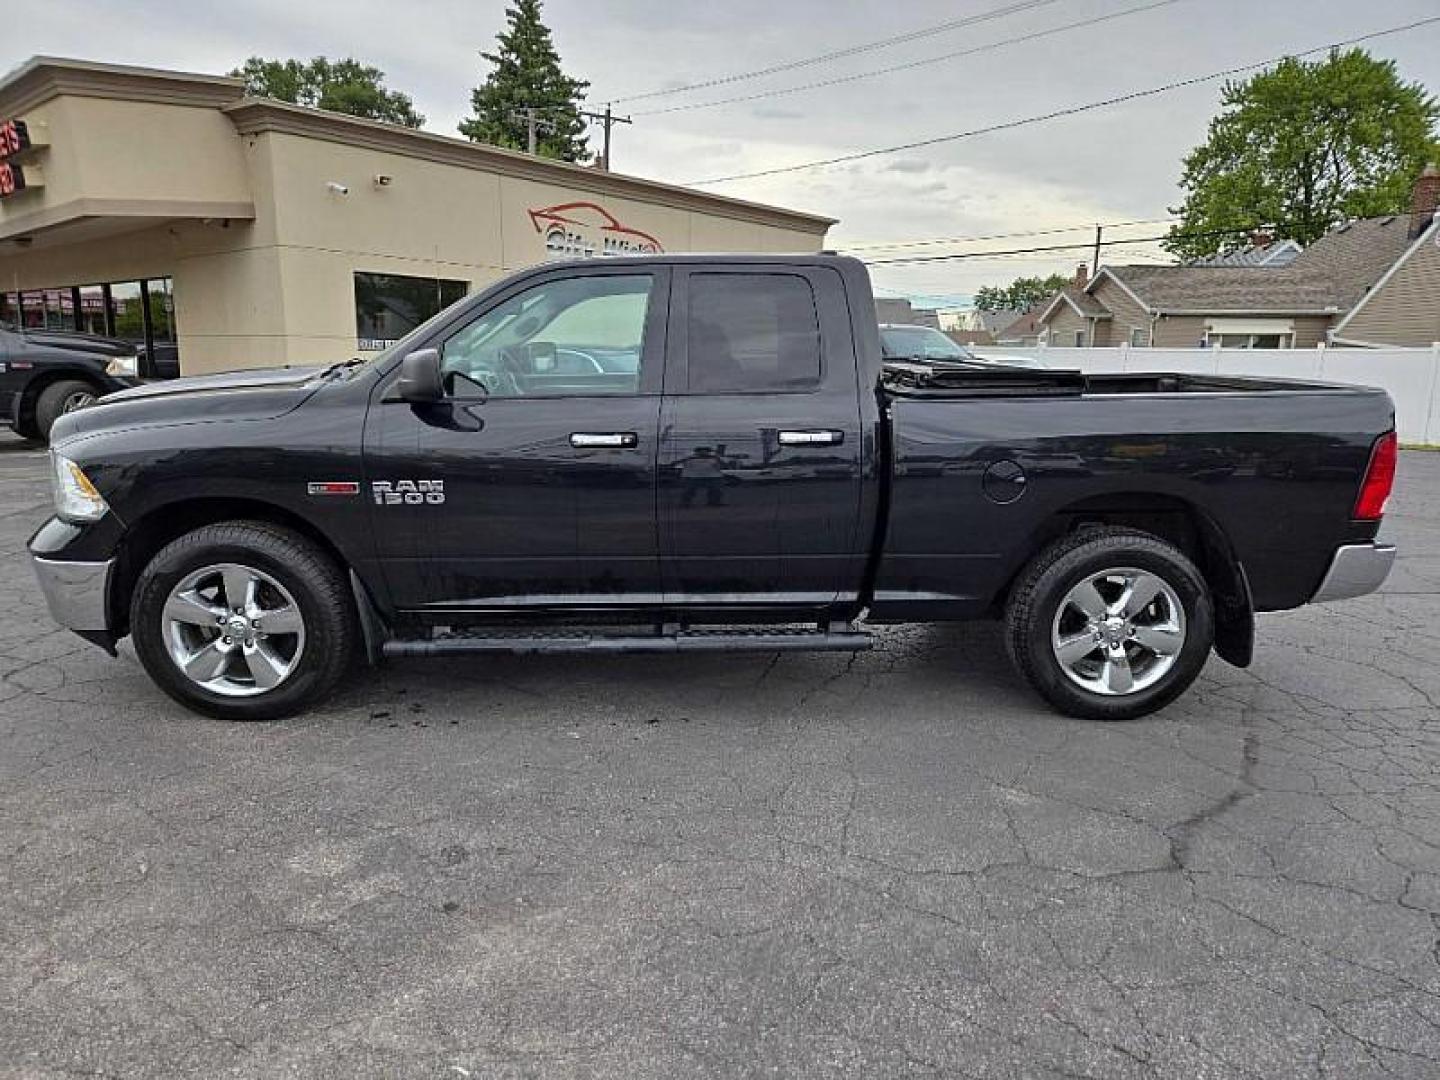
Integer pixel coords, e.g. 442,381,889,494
1102,216,1416,314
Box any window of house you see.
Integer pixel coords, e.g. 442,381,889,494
1130,327,1147,347
1206,332,1294,349
440,274,653,398
687,273,821,393
1073,329,1087,348
355,272,468,351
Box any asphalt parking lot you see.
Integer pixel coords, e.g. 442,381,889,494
2,433,1438,1080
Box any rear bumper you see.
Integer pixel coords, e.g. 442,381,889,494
31,555,115,632
1310,542,1396,604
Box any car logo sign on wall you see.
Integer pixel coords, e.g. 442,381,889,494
528,201,664,260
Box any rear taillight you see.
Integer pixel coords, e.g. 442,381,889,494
1354,431,1397,521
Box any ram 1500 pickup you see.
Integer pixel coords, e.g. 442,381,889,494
29,255,1397,721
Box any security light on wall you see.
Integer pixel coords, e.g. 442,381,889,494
325,181,349,196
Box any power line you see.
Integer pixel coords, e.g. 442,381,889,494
839,217,1176,254
861,225,1264,266
686,14,1440,186
605,0,1068,105
632,0,1182,118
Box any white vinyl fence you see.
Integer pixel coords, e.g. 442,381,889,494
984,344,1440,445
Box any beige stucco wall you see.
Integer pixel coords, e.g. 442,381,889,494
0,89,830,373
255,132,826,366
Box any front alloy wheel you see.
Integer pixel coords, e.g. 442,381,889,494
131,521,357,720
162,563,306,696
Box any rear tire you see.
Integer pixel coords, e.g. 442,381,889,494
130,522,357,721
1005,527,1214,721
34,379,99,442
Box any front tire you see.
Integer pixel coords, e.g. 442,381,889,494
130,522,357,720
1005,527,1214,721
34,379,99,442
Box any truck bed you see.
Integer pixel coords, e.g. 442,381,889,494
871,372,1393,620
880,360,1367,399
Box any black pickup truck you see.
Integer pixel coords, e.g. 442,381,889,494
29,255,1397,722
0,321,144,442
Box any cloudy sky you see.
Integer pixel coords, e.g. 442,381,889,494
13,0,1440,306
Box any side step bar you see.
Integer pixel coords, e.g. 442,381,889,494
381,624,872,658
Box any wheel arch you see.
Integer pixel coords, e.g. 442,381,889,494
1005,490,1253,668
109,496,367,639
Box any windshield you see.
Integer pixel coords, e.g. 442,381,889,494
880,325,974,362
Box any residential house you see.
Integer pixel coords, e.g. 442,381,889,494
954,307,1025,336
1187,235,1302,267
1035,165,1440,349
875,297,942,329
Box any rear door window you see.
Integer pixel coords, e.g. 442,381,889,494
686,273,821,393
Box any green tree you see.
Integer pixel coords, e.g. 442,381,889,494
231,56,425,128
459,0,590,162
973,273,1072,312
1164,49,1440,260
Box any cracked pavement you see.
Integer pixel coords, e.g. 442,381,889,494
2,431,1438,1079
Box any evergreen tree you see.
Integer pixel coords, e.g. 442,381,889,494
459,0,590,162
232,56,424,128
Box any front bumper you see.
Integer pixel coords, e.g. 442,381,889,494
31,555,115,632
1310,542,1396,604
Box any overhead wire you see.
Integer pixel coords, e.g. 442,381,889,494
684,14,1440,185
603,0,1069,105
631,0,1183,117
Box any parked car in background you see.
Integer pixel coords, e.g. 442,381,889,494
0,321,144,442
879,324,1043,369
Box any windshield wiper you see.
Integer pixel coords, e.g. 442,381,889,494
320,356,366,378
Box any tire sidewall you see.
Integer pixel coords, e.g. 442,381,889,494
131,530,346,720
1020,539,1214,721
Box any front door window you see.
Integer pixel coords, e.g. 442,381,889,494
440,274,653,399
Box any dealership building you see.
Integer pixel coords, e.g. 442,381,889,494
0,57,834,375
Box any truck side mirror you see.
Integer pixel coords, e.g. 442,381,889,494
397,348,443,403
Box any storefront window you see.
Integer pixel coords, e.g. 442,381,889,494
76,285,108,337
354,272,468,350
109,281,146,343
145,278,176,343
2,277,181,376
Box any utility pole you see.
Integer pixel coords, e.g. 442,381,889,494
510,107,554,155
579,104,632,171
1092,223,1103,278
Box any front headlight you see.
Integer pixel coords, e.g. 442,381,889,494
104,354,139,377
51,453,109,522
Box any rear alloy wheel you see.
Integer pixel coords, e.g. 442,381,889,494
1051,568,1186,697
131,522,357,720
1006,528,1214,720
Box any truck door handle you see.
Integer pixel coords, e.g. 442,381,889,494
778,429,844,447
570,432,639,449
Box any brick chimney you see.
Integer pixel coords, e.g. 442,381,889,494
1411,163,1440,238
1249,230,1274,248
1073,262,1089,288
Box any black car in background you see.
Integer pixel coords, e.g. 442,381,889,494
0,321,144,442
